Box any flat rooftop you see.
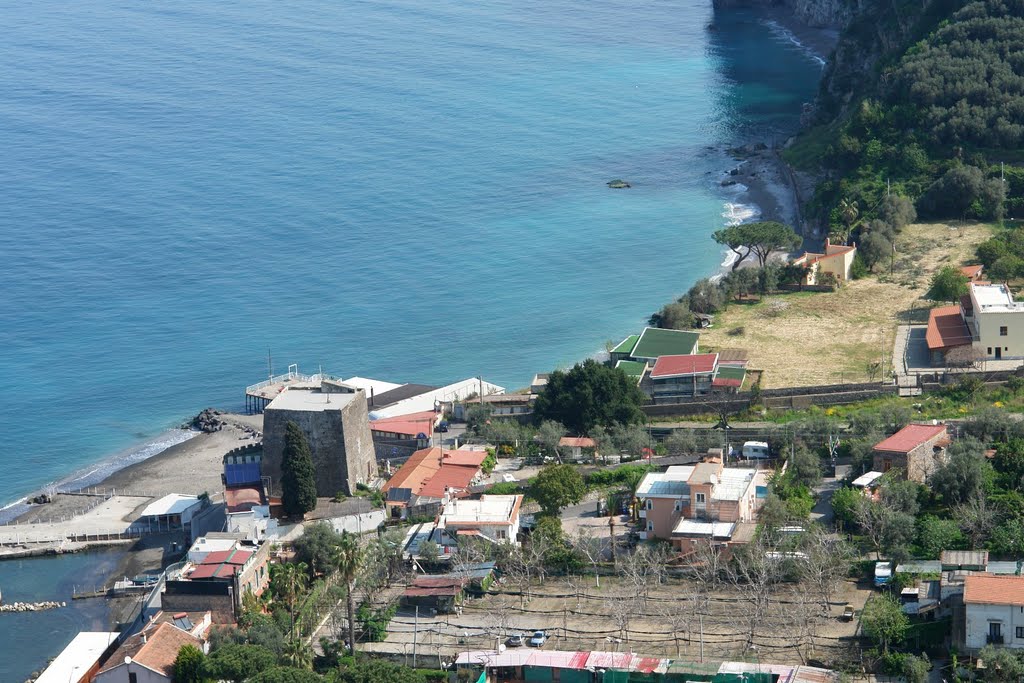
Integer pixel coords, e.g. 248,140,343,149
267,387,358,412
141,493,200,518
972,283,1024,312
439,494,521,525
710,468,755,502
36,632,119,683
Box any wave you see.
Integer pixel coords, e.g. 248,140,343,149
763,19,827,68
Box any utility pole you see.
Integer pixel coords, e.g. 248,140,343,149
413,606,418,668
699,615,704,663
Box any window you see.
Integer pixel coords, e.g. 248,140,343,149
647,521,654,531
497,530,506,539
988,347,993,355
129,674,138,683
646,499,653,511
695,492,706,504
1017,626,1024,639
1001,326,1009,336
674,500,682,512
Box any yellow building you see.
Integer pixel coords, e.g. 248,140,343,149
791,239,857,285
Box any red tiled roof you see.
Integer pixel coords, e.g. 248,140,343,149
190,547,252,579
224,485,264,514
559,437,596,448
965,574,1024,605
650,353,719,379
925,306,972,351
960,264,984,280
382,447,485,499
873,424,947,453
369,411,438,438
99,622,201,676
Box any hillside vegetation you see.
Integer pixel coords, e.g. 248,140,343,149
788,0,1024,236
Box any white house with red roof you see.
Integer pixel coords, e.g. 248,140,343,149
964,574,1024,649
872,423,949,483
791,239,857,285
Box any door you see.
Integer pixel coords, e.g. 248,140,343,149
990,621,1003,644
996,347,1003,359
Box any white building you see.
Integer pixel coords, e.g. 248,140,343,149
367,377,505,419
35,632,119,683
964,573,1024,649
139,494,203,531
434,494,524,547
963,283,1024,360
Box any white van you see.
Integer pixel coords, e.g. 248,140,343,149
742,441,770,459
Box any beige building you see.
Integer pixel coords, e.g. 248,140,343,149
792,239,857,285
636,461,768,552
963,283,1024,360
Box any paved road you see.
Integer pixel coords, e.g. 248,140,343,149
811,476,841,528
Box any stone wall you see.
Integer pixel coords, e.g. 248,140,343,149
262,391,376,498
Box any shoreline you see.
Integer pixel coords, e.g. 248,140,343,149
2,4,839,536
8,413,263,526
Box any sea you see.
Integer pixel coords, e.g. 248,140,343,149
0,0,823,678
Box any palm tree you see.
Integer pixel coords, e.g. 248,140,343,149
281,638,314,670
621,468,647,522
334,531,363,655
833,198,860,245
270,561,308,638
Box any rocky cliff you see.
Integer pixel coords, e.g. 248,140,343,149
712,0,856,29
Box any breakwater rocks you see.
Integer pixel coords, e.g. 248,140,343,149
0,601,65,612
190,408,227,433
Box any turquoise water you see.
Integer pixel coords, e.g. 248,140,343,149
0,0,821,507
0,0,822,675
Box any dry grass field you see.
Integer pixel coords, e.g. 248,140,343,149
699,221,992,388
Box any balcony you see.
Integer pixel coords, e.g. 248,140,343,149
988,634,1005,645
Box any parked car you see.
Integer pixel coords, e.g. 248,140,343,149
505,634,525,648
841,604,855,621
528,630,547,647
436,421,449,433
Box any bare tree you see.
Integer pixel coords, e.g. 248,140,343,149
727,540,776,650
799,529,854,616
954,495,997,547
608,594,640,646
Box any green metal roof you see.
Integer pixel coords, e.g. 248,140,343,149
614,360,647,379
630,327,699,360
611,334,639,355
715,365,746,381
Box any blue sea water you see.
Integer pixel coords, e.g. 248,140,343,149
0,0,821,674
0,0,822,509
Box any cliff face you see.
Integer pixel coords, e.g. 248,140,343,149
712,0,855,29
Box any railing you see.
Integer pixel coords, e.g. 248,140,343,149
988,633,1005,645
246,369,331,394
